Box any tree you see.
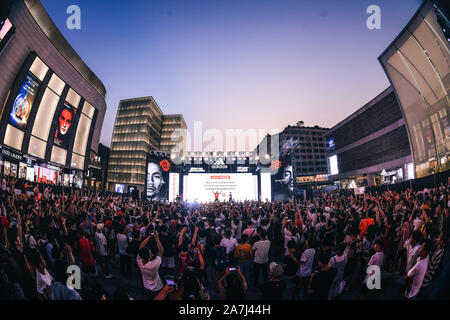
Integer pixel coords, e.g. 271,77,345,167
296,121,304,127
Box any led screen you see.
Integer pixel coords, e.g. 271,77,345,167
53,101,77,149
0,18,12,41
115,184,125,193
270,153,294,201
9,72,40,131
145,154,170,201
183,173,258,202
169,172,180,202
329,155,339,175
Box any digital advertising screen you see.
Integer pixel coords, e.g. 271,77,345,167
183,173,258,203
145,154,170,201
9,72,40,131
329,155,339,175
168,172,180,202
115,184,125,194
0,17,14,53
270,153,294,201
327,137,336,151
53,101,77,149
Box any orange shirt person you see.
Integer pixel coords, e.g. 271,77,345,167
359,217,375,239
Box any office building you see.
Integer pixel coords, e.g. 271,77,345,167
107,96,187,193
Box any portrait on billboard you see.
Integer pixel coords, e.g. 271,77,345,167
146,156,170,201
271,153,295,201
9,72,40,131
54,102,76,149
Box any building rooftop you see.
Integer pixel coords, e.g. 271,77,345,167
23,0,107,97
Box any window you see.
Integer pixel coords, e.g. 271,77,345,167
65,88,80,108
4,124,23,150
29,57,48,81
50,146,67,165
48,74,65,96
28,136,47,159
32,88,60,141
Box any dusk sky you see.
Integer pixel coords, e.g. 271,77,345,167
41,0,421,151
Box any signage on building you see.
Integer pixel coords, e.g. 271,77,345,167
211,158,227,169
1,148,22,161
237,166,249,172
42,163,62,172
297,176,315,183
189,167,206,173
315,174,328,181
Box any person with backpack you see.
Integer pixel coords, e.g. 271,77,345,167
38,232,54,269
211,235,228,292
23,226,36,254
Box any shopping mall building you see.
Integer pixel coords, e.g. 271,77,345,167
0,0,107,188
326,0,449,190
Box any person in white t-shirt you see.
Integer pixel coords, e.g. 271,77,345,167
30,251,53,300
220,229,238,255
291,238,316,299
404,239,432,299
364,239,384,285
404,231,421,273
95,224,112,279
252,230,271,286
137,231,164,298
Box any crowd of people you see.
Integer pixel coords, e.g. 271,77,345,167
0,176,449,300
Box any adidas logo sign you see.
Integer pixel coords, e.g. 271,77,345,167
211,158,228,169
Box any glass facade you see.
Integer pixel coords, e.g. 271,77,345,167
0,54,99,173
107,97,164,189
379,1,450,178
160,114,187,155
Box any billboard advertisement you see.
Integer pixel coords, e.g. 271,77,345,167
257,153,294,201
270,153,294,201
53,102,77,149
9,72,40,131
145,155,170,201
0,18,14,53
169,172,180,202
183,173,258,202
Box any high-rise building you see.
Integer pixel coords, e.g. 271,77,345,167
160,114,187,155
254,124,329,189
107,96,186,193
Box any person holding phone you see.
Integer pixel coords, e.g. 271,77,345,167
137,231,164,299
217,266,247,300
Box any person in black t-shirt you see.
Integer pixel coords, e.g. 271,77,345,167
159,225,176,275
258,262,286,300
305,252,337,300
282,241,298,278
